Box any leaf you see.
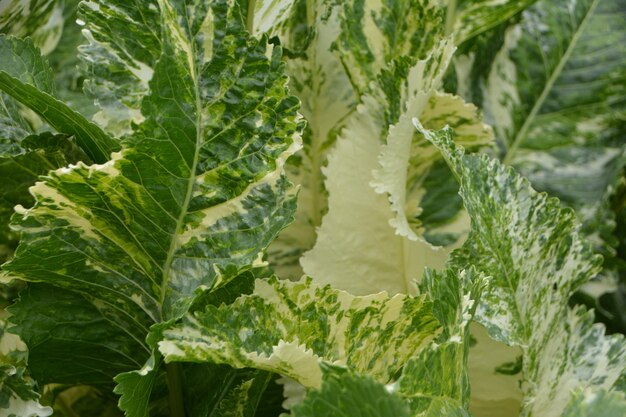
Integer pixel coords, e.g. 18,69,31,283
47,0,99,119
458,0,626,279
0,0,64,54
247,0,299,36
112,356,161,417
562,389,626,417
0,133,90,262
9,284,149,386
289,370,411,417
422,122,626,417
77,0,162,135
301,39,492,295
333,0,445,95
0,35,119,163
372,90,493,244
3,0,302,406
394,267,485,416
451,0,537,43
159,276,440,389
0,320,52,417
267,1,357,279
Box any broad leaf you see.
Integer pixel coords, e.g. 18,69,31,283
0,320,51,417
290,370,411,417
562,389,626,417
77,0,161,135
450,0,537,43
395,267,486,416
3,0,302,408
301,39,492,295
159,276,440,389
423,122,626,417
267,0,357,279
0,35,118,163
0,133,90,263
0,0,64,54
333,0,445,96
78,0,297,136
456,0,626,282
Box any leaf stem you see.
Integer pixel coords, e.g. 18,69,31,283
445,0,457,37
166,363,186,417
246,0,256,33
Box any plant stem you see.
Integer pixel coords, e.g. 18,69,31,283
246,0,256,33
166,363,186,417
445,0,457,37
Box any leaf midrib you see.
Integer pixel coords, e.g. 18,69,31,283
502,0,601,165
158,13,204,322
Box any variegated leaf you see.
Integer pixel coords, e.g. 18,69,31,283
159,276,440,389
0,133,90,264
268,1,357,279
333,0,445,95
0,320,51,417
3,0,302,398
423,122,626,417
0,35,118,163
458,0,626,281
301,40,492,295
395,267,486,416
451,0,537,43
0,0,64,54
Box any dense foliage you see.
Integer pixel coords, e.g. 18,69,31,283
0,0,625,416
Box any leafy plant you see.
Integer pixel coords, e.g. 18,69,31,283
0,1,625,417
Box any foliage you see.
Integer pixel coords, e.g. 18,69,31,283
0,1,624,416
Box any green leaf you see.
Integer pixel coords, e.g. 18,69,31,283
562,389,626,417
0,133,90,261
9,284,149,386
333,0,445,95
450,0,537,43
0,35,119,163
394,268,485,416
0,0,64,54
3,0,302,407
0,320,51,417
458,0,626,278
159,276,440,389
422,122,626,417
290,370,411,417
113,356,160,417
47,0,99,119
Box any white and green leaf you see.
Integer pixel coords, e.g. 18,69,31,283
423,123,626,417
268,1,357,279
0,320,51,417
0,0,64,54
333,0,445,95
159,276,440,389
0,35,118,163
458,0,626,283
301,39,492,295
450,0,537,43
3,0,302,400
0,133,90,263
